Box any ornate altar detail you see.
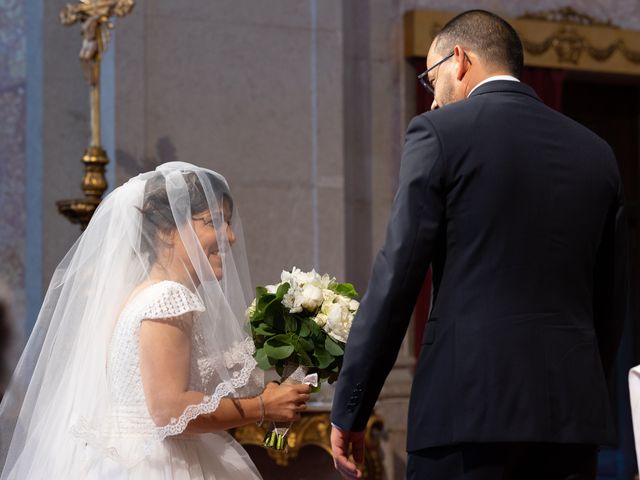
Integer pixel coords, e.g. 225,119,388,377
57,0,135,229
521,8,640,67
404,8,640,75
232,412,385,479
522,7,613,27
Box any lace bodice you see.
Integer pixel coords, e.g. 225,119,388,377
106,281,207,430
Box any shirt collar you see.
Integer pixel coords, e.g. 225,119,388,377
467,75,520,97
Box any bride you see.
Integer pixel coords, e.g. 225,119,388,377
0,162,310,478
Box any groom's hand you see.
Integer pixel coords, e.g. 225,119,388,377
331,424,365,479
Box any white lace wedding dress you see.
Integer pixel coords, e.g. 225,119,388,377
630,365,640,467
83,280,262,479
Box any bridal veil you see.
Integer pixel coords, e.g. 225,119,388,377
0,162,263,477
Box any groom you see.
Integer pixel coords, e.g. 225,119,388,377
331,9,628,480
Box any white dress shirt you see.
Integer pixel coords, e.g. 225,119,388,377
468,75,519,97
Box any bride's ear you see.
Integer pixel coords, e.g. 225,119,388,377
156,227,177,249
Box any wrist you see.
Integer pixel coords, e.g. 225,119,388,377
256,395,265,427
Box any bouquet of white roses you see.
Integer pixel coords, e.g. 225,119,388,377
248,267,358,382
247,267,359,450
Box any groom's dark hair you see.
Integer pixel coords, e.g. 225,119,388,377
434,10,524,78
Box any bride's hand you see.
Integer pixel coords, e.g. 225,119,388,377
261,382,311,422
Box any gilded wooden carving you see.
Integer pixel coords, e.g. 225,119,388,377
232,412,385,479
522,7,613,27
404,8,640,75
57,0,135,229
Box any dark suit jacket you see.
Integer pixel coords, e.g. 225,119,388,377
331,80,628,452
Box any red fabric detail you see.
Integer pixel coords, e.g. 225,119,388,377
520,67,566,111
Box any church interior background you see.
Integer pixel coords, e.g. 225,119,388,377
1,0,640,478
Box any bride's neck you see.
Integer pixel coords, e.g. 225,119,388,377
148,260,195,287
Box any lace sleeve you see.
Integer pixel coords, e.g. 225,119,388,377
138,281,205,321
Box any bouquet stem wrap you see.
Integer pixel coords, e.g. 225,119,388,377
263,363,318,451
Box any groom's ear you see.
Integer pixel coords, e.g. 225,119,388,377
453,45,471,81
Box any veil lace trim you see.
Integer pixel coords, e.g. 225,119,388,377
69,337,258,466
156,336,257,439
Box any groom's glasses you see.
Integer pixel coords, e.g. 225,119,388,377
417,51,454,94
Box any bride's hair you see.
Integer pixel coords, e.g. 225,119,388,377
138,171,233,265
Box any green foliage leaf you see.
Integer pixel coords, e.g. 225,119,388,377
299,320,311,337
284,315,298,333
276,282,290,300
334,283,358,299
295,336,314,352
314,348,333,369
253,323,275,336
292,342,313,366
325,336,344,356
255,348,272,370
255,294,277,321
264,335,295,360
305,317,323,337
255,286,268,298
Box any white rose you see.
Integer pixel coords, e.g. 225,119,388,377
315,312,328,327
319,274,331,289
265,284,278,294
283,287,303,313
289,267,314,285
280,269,294,285
336,295,351,308
349,299,360,312
300,284,323,311
320,297,333,316
326,303,343,327
327,325,349,344
323,303,347,343
346,310,355,325
303,269,321,284
322,288,336,304
282,290,294,310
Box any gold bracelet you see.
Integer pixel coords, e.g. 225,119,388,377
256,395,265,427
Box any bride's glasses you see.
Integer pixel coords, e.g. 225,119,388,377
192,216,214,227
